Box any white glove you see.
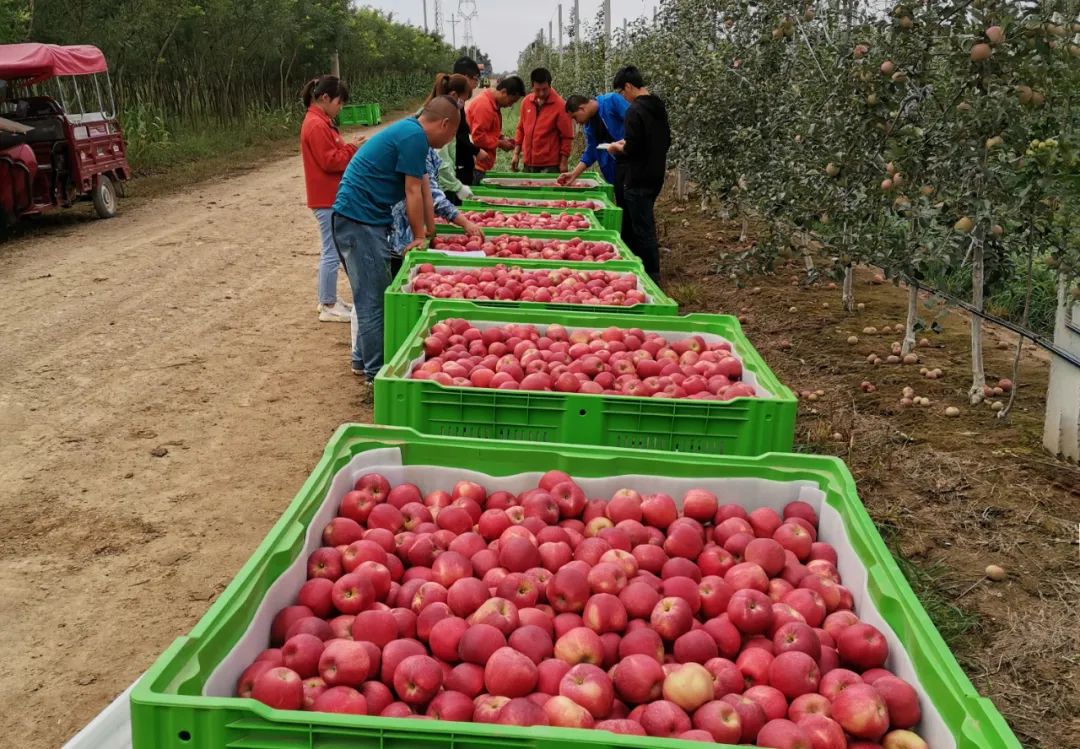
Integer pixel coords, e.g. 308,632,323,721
459,184,474,199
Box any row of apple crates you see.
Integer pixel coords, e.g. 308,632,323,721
67,173,1019,749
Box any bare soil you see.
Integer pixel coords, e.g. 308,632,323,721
0,128,377,748
0,146,1076,749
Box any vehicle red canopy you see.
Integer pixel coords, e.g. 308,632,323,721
0,44,108,85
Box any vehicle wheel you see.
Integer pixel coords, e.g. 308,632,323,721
92,175,118,219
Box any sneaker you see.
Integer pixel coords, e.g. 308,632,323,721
318,301,352,323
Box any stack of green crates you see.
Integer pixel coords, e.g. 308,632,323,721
338,103,381,127
120,176,1020,749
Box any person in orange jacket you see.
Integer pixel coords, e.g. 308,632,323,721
511,68,573,174
464,76,526,183
299,75,364,322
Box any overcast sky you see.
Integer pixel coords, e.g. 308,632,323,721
363,1,661,71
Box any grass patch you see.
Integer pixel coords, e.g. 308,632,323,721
668,281,704,308
891,554,983,650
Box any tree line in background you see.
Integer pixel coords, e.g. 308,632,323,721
521,0,1079,406
0,0,459,170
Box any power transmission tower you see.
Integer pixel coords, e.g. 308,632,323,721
449,14,457,47
423,0,428,33
434,0,443,37
459,0,479,59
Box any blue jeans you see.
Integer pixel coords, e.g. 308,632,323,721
313,208,340,306
332,214,393,380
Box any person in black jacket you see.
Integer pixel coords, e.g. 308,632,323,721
450,57,483,201
607,66,671,282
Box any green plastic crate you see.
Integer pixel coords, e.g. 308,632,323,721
453,204,603,232
360,103,382,126
337,104,364,126
384,253,678,358
128,424,1019,749
431,225,641,264
466,187,623,232
479,170,616,201
375,300,796,456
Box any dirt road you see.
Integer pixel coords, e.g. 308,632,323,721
0,135,376,746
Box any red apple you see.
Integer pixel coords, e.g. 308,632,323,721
789,693,832,722
559,662,614,718
318,640,371,688
873,675,921,728
508,624,554,664
457,622,506,665
393,654,444,705
797,714,846,749
768,651,820,699
650,596,695,640
831,683,889,740
612,652,665,703
485,646,540,698
756,718,813,749
595,718,647,735
281,634,325,679
837,622,889,670
682,489,718,522
641,700,692,737
727,589,774,634
496,697,549,726
722,693,768,742
554,626,604,665
674,629,719,664
543,694,596,728
311,685,367,714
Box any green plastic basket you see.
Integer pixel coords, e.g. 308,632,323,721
128,424,1020,749
478,171,616,201
375,300,796,456
360,103,381,126
384,253,678,358
465,187,623,232
337,104,364,126
452,204,603,233
430,225,640,264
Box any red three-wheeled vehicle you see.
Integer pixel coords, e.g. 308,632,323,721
0,43,131,228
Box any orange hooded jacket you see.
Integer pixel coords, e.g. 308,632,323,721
515,89,574,168
465,89,504,173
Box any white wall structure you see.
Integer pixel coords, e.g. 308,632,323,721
1044,278,1080,461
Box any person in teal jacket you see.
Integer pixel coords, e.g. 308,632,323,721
559,91,630,204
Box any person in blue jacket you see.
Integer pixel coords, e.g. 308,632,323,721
559,92,630,205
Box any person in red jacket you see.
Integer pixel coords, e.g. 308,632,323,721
300,75,363,322
464,76,525,182
511,68,573,174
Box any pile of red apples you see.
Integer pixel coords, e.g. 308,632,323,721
238,472,931,749
407,265,649,306
431,234,619,262
453,210,592,231
476,197,605,210
410,319,759,401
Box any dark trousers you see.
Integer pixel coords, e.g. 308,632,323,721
623,187,661,281
524,165,560,174
444,190,462,206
